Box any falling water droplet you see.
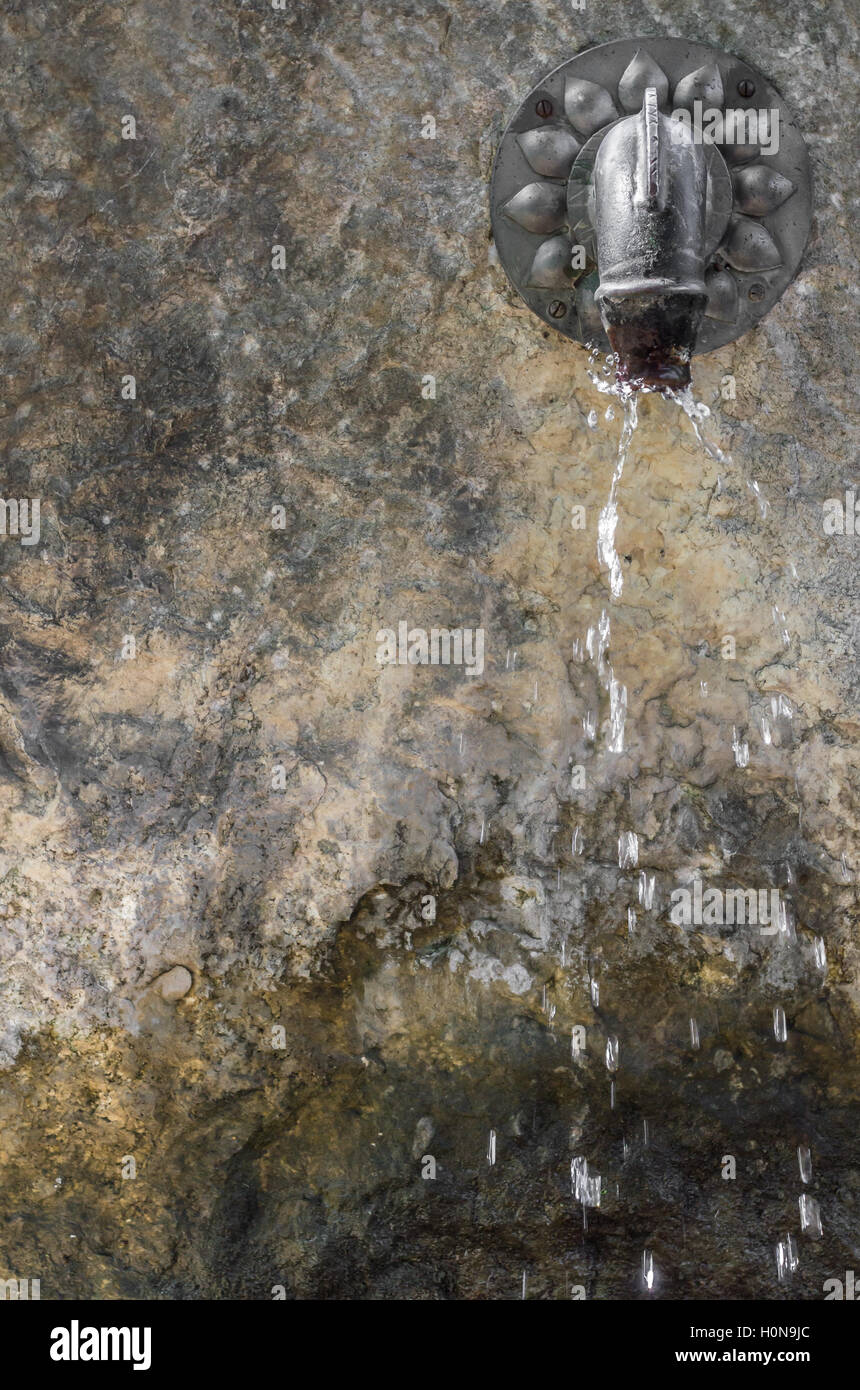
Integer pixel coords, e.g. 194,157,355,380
583,709,597,740
638,871,655,909
797,1145,812,1184
700,680,708,698
605,1035,619,1072
642,1118,650,1146
587,408,598,429
572,637,584,661
776,1234,799,1280
627,907,636,935
798,1194,822,1237
590,978,600,1008
487,1129,496,1165
748,478,770,519
642,1249,655,1291
841,852,851,881
479,818,485,844
610,1080,616,1109
605,404,615,422
571,1026,584,1059
597,397,639,601
521,1270,527,1300
608,677,627,754
732,726,749,768
618,832,639,869
571,1155,601,1207
689,1018,700,1050
761,715,772,747
773,1005,788,1043
814,936,827,972
777,899,796,941
572,826,584,856
772,605,790,648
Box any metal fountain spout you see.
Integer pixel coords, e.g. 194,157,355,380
592,87,707,390
491,38,812,388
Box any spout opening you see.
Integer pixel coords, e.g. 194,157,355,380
598,290,707,391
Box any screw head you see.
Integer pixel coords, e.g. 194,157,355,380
535,97,553,118
547,299,567,319
737,78,755,99
748,281,766,302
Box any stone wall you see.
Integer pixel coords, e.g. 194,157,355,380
0,0,856,1298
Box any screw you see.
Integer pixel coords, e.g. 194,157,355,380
535,98,553,118
548,299,567,319
737,78,755,99
748,282,766,302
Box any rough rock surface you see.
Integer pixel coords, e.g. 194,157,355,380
0,0,857,1299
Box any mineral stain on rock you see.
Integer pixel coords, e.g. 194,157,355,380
0,0,857,1302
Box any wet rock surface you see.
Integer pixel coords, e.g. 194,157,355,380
0,0,857,1298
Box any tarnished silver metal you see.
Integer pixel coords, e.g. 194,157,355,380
593,87,708,387
490,37,813,357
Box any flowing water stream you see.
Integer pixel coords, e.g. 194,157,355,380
556,351,818,1292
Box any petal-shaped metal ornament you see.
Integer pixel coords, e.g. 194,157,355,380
732,164,796,216
502,181,567,233
720,216,782,271
673,63,724,110
527,235,576,288
618,50,669,112
704,268,738,323
721,141,759,165
564,78,618,138
517,127,581,179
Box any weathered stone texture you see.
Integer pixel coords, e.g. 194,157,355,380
0,0,856,1298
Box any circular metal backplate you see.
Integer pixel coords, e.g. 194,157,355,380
490,37,812,354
